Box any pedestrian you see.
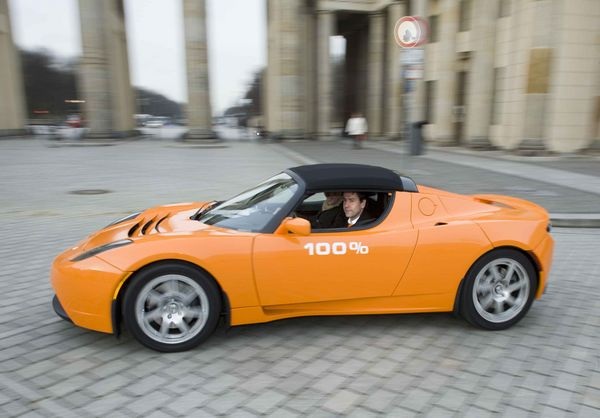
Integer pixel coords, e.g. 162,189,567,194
345,112,368,149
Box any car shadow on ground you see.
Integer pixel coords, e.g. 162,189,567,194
213,312,465,339
37,303,550,357
109,312,476,353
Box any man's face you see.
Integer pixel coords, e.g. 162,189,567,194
343,192,365,218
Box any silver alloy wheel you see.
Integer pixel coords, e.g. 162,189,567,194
472,257,530,323
135,274,209,345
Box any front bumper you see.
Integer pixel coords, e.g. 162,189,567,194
51,249,127,334
52,295,72,322
533,234,554,299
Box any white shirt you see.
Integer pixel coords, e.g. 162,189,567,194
345,117,368,136
347,212,363,226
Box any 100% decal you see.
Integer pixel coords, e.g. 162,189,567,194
304,241,369,256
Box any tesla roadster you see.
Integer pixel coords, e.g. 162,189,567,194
51,164,553,352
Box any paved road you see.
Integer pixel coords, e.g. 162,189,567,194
1,138,599,417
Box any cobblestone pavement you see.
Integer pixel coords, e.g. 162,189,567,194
1,138,600,417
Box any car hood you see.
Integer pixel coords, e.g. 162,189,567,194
76,202,218,253
128,202,214,236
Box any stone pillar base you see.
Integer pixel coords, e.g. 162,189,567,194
84,130,139,140
516,138,547,156
183,129,218,142
430,135,456,146
585,140,600,154
384,132,403,141
466,136,495,150
365,134,387,141
273,130,306,141
0,129,27,138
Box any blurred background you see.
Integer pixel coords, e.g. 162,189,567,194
1,0,599,152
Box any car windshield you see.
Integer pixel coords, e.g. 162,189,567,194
198,173,298,232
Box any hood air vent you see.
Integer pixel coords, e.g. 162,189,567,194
128,214,170,237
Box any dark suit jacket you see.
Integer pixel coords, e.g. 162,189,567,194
313,205,346,229
314,206,376,229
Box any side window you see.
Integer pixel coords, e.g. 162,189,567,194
294,192,325,220
365,192,393,220
302,193,325,205
296,191,393,231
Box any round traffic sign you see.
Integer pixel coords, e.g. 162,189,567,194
394,16,428,48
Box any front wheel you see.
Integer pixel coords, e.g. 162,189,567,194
460,249,537,330
123,262,221,352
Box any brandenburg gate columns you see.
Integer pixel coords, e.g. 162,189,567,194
316,10,334,138
78,0,135,138
385,1,406,139
464,0,498,148
183,0,213,140
367,11,385,137
265,0,307,139
431,0,458,145
0,0,26,136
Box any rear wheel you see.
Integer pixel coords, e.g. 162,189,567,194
123,262,221,352
461,249,537,330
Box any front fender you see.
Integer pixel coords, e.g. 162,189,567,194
97,234,260,308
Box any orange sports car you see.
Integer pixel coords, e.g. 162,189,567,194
51,164,554,352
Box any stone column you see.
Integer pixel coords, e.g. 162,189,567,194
303,8,317,135
183,0,213,140
265,0,305,139
78,0,135,138
0,0,26,136
316,11,334,138
367,11,385,137
385,1,406,139
408,0,429,133
344,31,359,118
546,0,600,153
464,0,498,148
517,0,556,154
265,0,280,135
431,0,457,144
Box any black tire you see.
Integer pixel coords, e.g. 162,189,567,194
122,262,221,352
460,248,537,330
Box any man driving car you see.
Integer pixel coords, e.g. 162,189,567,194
343,192,375,227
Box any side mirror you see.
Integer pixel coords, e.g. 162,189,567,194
278,217,311,236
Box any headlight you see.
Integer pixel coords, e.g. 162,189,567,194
71,239,133,262
105,212,141,228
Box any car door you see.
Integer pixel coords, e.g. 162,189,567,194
252,192,417,306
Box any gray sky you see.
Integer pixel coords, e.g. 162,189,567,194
8,0,266,115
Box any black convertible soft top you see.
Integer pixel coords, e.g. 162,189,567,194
286,163,418,192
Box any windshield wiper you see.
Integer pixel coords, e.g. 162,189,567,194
191,201,219,221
